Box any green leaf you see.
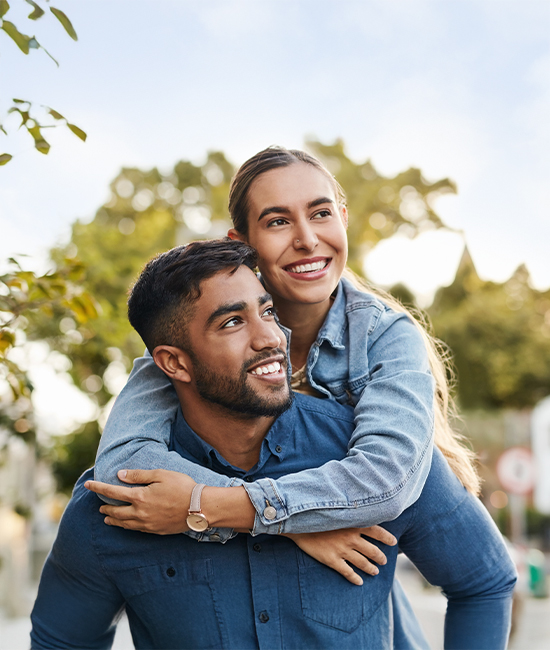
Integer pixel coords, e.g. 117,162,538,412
0,329,16,353
50,7,77,40
0,0,10,19
0,125,7,135
0,153,13,165
1,21,31,54
12,98,28,104
27,125,50,154
49,108,65,121
26,0,44,20
67,123,87,142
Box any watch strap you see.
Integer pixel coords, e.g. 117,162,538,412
189,483,207,513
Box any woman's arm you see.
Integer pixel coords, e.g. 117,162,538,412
95,317,434,536
95,352,243,542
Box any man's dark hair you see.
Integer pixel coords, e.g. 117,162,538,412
128,238,258,352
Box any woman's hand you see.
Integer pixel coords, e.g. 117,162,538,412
85,469,196,535
284,526,397,586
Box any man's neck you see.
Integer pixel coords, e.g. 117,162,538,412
176,388,274,471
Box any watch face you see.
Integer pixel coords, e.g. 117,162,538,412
186,513,210,532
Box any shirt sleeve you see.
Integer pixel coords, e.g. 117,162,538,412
94,351,241,543
245,313,435,534
30,501,125,649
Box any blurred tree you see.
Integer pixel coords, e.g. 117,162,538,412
430,248,550,409
0,257,98,447
307,139,456,274
0,0,85,165
40,140,455,488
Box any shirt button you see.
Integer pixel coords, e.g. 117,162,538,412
166,567,176,577
275,445,282,453
263,506,277,520
245,476,254,482
253,543,262,552
259,611,269,623
210,533,221,542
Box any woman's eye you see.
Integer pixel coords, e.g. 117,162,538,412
313,209,331,219
266,218,289,228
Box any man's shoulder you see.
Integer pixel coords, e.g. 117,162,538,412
293,393,354,423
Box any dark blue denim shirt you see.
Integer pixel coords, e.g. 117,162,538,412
32,395,515,650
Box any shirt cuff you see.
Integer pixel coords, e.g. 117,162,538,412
185,527,236,543
244,478,288,535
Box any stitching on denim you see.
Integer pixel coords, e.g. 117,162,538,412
282,417,434,514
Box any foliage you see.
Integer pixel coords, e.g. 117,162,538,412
430,251,550,409
306,139,456,274
0,257,99,444
0,0,85,164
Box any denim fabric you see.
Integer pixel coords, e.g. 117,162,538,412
95,277,434,539
32,395,515,650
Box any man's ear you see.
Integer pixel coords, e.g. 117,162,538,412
228,228,247,242
152,345,192,383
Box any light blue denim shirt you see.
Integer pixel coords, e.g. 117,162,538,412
95,277,434,541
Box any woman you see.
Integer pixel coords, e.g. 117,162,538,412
91,147,514,647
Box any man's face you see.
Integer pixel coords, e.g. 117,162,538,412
185,266,292,418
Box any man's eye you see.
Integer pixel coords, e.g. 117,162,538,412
221,317,241,328
262,306,276,318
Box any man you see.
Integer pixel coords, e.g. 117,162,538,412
31,240,515,649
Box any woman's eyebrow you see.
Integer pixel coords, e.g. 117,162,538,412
257,197,334,221
258,206,291,221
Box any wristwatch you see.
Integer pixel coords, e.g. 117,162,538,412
186,483,211,532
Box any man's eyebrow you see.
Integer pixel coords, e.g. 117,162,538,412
206,301,247,327
258,292,272,306
257,197,334,222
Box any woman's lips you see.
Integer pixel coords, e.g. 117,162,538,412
283,257,331,279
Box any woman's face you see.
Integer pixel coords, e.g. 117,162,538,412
230,162,348,310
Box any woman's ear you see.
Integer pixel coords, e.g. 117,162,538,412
152,345,192,383
228,228,247,242
340,206,349,229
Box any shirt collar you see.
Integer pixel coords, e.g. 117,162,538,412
171,401,297,479
314,279,347,349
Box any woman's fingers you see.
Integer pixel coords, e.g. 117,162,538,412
359,525,397,546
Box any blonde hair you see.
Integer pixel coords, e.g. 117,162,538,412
343,268,481,495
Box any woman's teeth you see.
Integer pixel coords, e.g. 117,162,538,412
250,361,281,376
288,260,327,274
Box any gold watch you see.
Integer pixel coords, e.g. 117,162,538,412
186,483,210,532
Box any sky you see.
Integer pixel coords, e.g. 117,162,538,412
1,0,549,308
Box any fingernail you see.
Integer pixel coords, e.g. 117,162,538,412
373,568,379,575
104,517,110,525
118,470,127,479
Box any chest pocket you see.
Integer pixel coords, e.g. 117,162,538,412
297,552,392,634
115,559,226,649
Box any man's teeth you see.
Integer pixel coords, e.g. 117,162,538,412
288,260,327,274
250,361,282,376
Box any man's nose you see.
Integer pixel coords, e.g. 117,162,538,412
251,320,283,351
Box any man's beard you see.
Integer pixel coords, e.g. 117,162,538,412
189,349,294,418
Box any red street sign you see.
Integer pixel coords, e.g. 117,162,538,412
496,447,536,496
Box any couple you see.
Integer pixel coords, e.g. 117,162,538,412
31,147,516,649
